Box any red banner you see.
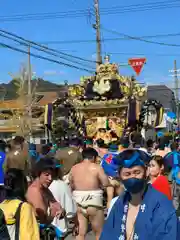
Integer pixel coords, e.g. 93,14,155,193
128,58,146,75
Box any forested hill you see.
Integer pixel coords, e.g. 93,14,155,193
0,79,65,100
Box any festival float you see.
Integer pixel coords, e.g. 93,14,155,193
54,56,148,142
0,58,165,142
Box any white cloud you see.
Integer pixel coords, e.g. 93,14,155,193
43,70,66,76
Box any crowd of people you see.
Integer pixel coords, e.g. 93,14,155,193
0,133,179,239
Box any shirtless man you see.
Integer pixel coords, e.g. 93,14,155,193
69,147,109,240
26,157,64,224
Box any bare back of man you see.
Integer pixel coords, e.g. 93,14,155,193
70,160,109,240
70,162,104,190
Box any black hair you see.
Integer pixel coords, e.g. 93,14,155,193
41,144,51,155
120,137,130,148
146,139,154,148
11,136,24,151
96,139,108,148
82,147,98,160
152,155,164,168
96,138,104,146
4,168,28,201
59,139,69,148
54,167,63,180
69,138,80,147
13,136,25,145
33,157,56,177
131,132,143,147
158,141,165,150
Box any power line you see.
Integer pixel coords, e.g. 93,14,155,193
1,0,175,18
96,0,180,10
0,29,97,64
1,41,179,86
101,26,180,47
0,9,88,18
0,32,95,70
0,42,95,73
37,32,180,45
106,52,180,57
0,0,179,22
100,1,180,16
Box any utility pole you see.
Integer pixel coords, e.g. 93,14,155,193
169,60,180,128
28,44,32,141
174,60,179,101
94,0,102,69
173,60,180,127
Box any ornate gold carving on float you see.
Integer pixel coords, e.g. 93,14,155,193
69,75,146,106
95,130,112,144
93,78,111,95
68,85,85,98
67,56,147,139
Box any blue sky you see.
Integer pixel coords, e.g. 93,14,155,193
0,0,180,89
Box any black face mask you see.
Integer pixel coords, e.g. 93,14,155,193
122,178,146,194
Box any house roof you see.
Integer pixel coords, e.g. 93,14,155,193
0,100,24,109
147,85,171,90
147,85,176,112
0,91,59,110
37,92,59,106
0,118,44,132
0,127,16,133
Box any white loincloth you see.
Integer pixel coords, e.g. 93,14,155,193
73,189,103,214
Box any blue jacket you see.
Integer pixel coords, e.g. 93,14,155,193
0,151,6,185
100,185,180,240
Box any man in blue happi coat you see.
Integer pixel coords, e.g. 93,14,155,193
0,140,6,186
100,149,180,240
0,140,6,202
